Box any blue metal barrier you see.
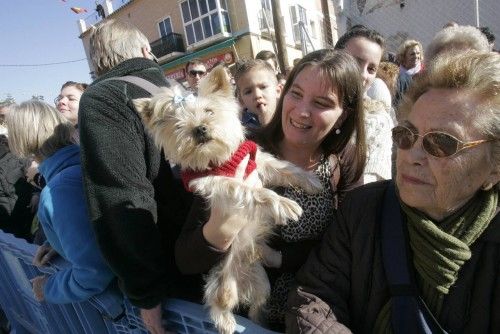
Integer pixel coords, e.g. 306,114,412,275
0,230,278,333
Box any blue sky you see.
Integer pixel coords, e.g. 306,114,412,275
0,1,95,104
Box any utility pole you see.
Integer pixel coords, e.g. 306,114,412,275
474,0,480,27
271,0,289,74
320,0,333,47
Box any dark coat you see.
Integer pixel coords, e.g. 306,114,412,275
0,135,35,241
286,180,500,333
79,58,194,309
394,71,412,109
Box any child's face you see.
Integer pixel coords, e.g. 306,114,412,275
237,68,282,126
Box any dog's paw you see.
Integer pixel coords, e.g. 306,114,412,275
213,314,236,334
275,196,303,224
188,178,210,196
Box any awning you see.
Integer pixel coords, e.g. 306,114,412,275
161,37,236,71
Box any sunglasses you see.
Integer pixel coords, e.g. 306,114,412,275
188,70,206,77
392,125,492,158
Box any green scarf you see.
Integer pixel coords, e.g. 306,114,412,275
374,189,498,333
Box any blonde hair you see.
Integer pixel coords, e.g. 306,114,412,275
89,19,150,76
399,51,500,174
396,39,424,65
6,100,75,161
425,25,489,65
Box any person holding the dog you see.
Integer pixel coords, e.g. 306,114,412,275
176,49,367,331
78,19,194,334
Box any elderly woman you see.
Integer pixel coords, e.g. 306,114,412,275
425,25,489,65
286,51,500,333
397,39,424,76
6,100,114,304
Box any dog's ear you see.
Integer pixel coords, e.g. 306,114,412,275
132,97,154,123
198,65,233,98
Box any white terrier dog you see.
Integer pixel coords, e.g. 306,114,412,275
133,66,322,334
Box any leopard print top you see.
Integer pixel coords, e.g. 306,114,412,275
265,156,336,325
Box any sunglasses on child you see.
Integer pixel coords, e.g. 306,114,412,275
188,70,206,77
392,125,492,158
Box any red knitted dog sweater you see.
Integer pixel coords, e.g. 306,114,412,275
181,140,258,191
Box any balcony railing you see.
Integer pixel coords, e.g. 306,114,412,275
109,0,131,12
150,33,186,59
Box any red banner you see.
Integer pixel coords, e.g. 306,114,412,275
165,69,185,81
204,51,234,70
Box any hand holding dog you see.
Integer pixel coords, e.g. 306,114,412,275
202,155,262,251
31,275,48,302
140,305,166,334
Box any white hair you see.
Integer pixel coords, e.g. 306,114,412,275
426,25,489,65
89,19,150,76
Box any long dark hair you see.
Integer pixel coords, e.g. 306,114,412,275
257,49,367,187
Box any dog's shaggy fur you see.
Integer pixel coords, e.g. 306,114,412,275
133,66,322,334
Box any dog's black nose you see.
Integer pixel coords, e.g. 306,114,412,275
193,125,210,143
195,125,207,136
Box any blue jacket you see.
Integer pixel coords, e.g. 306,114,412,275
38,145,114,304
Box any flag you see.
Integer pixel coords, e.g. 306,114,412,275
70,7,88,14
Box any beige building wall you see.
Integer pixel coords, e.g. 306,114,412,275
80,0,183,75
79,0,338,81
339,0,499,53
81,0,182,43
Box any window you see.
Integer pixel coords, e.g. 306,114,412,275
180,0,232,46
207,0,216,10
290,5,308,44
259,0,273,30
181,2,191,22
158,17,172,37
199,0,208,14
310,20,316,39
189,0,199,19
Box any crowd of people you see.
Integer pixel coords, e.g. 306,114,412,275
0,17,498,334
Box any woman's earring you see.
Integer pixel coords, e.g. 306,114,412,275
335,128,341,135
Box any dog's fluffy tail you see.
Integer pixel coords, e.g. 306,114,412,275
209,305,237,334
205,267,238,334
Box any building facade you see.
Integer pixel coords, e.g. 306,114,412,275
78,0,338,83
336,0,499,52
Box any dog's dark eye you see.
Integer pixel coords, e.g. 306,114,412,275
204,108,214,116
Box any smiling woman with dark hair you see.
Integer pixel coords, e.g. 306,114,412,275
176,49,368,331
286,51,500,333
